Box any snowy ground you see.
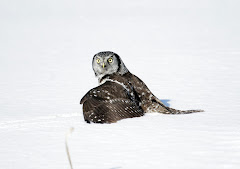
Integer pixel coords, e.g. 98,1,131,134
1,0,240,169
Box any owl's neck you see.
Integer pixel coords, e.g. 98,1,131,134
98,71,130,85
98,74,109,84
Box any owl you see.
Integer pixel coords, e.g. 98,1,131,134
80,51,203,123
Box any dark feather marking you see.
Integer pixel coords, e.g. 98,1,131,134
80,81,144,123
114,53,121,73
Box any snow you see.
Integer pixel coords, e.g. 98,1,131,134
1,0,240,169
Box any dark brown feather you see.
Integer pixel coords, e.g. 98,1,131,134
80,81,144,123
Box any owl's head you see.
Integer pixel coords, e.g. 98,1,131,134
92,51,129,81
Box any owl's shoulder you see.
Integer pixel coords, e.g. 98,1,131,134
80,81,129,105
114,72,146,89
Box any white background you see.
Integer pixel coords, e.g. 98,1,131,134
0,0,240,169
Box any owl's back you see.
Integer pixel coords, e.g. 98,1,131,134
80,81,144,123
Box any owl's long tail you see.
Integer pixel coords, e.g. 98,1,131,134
165,107,204,114
155,98,204,114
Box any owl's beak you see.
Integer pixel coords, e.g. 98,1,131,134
102,63,105,68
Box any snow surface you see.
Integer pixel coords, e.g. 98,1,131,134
1,0,240,169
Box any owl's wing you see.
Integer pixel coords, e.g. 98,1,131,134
80,81,144,123
130,74,204,114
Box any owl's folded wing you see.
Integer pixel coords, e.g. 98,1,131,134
82,97,144,123
80,81,144,123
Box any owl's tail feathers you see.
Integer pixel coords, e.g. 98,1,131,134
154,99,204,114
164,107,204,114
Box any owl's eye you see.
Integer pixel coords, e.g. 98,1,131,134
96,59,100,63
108,58,113,63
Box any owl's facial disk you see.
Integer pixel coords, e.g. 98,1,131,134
92,51,129,83
93,54,118,76
96,57,113,69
